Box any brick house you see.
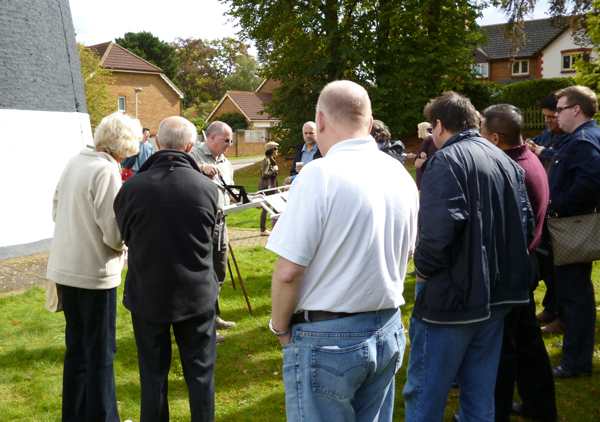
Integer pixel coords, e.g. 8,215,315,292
207,78,281,128
474,18,593,83
89,42,183,137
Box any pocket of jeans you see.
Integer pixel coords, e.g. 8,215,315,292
310,341,369,400
394,326,406,373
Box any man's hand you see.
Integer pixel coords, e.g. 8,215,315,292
295,162,305,173
527,141,538,152
279,331,292,346
406,152,417,160
203,164,221,177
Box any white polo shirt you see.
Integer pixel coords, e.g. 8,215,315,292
266,137,419,313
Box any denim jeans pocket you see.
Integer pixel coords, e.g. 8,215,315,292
310,341,369,399
394,326,406,373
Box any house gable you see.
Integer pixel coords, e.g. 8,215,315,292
208,89,280,127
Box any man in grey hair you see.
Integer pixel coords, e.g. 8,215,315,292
114,116,220,422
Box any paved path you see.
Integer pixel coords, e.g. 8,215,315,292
0,229,268,296
231,156,263,171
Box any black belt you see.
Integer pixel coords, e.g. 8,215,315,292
289,310,362,326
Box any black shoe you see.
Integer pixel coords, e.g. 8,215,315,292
511,401,523,416
552,365,591,379
452,413,459,422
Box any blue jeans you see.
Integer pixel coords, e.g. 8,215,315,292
283,308,405,422
403,306,511,422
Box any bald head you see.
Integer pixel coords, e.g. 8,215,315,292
317,81,372,132
156,116,197,151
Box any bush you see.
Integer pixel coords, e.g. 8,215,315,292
459,77,576,111
213,113,249,131
501,77,575,109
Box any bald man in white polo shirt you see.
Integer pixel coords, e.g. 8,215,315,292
266,80,419,422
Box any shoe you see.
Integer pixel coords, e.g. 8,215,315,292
452,413,459,422
541,320,565,335
216,333,226,344
511,401,523,416
260,229,271,236
216,317,236,329
552,364,591,379
536,311,556,324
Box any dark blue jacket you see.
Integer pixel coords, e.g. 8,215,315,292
548,120,600,217
413,129,533,324
530,129,568,168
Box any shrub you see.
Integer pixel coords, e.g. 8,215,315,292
213,113,249,131
501,77,575,109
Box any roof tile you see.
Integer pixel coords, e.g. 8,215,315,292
88,42,162,73
227,91,277,120
481,17,570,59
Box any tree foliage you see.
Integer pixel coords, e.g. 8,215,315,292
223,0,486,149
574,0,600,90
115,32,180,81
78,43,115,130
173,37,259,109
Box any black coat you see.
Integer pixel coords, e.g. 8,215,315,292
413,129,533,324
290,143,322,176
114,150,220,324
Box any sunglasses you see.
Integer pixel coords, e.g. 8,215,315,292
217,135,233,144
556,104,577,113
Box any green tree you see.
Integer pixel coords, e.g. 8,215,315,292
172,37,255,109
574,0,600,117
78,43,115,130
223,0,485,149
224,55,262,92
214,112,249,130
115,31,180,81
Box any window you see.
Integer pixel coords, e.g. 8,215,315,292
562,53,580,71
472,63,488,78
118,96,126,112
512,60,529,76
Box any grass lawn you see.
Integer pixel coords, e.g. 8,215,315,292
0,250,598,421
0,157,598,421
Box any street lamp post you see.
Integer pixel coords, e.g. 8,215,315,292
134,87,143,118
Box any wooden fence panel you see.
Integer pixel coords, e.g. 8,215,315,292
522,107,546,130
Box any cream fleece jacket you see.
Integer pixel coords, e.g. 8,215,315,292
46,150,125,289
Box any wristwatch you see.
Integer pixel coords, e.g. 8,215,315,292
269,318,290,337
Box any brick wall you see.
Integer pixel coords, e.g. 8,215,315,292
224,130,267,158
209,97,249,125
108,72,180,134
490,57,542,83
257,79,281,94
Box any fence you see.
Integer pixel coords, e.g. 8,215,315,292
522,107,546,130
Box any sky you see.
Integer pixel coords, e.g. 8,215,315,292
69,0,553,48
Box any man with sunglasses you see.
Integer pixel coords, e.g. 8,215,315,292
546,86,600,378
190,121,237,342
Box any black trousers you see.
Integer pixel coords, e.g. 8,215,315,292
61,285,120,422
494,255,557,422
131,309,216,422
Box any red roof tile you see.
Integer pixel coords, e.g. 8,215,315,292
88,42,162,73
227,91,277,120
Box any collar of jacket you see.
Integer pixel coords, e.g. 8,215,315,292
137,149,201,174
420,128,482,173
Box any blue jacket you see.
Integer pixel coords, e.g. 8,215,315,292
548,120,600,217
413,129,533,324
530,129,568,168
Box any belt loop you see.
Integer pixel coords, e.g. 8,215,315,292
304,310,311,324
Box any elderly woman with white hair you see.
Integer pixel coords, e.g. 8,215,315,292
46,112,142,422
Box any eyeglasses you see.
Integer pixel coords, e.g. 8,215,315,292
218,135,233,144
427,128,433,133
556,104,577,113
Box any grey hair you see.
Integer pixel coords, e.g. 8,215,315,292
94,112,142,158
157,117,197,150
